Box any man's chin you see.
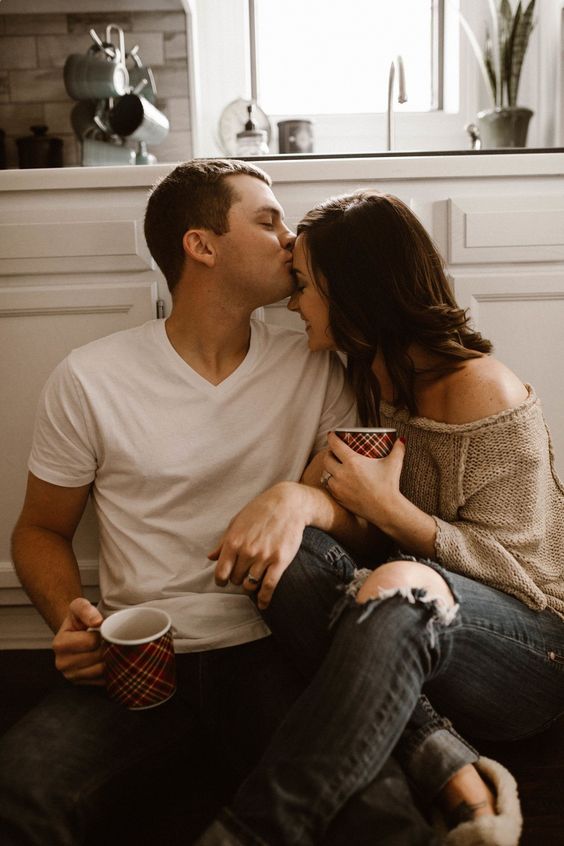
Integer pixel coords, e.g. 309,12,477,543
259,283,295,308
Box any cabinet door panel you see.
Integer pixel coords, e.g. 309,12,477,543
453,270,564,474
448,196,564,264
0,280,158,611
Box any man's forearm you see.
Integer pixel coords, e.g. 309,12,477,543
11,525,83,633
299,483,391,561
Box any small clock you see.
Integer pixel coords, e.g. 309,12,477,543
218,97,272,156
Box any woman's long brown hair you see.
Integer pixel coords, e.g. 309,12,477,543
297,192,492,423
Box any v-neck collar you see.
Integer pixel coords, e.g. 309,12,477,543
153,319,259,396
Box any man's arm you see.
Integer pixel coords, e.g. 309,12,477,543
11,473,105,684
299,450,391,558
212,454,391,610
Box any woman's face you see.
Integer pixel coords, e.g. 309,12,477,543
288,235,335,352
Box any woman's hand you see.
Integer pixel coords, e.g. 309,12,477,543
322,432,406,528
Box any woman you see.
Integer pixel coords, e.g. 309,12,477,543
199,192,564,846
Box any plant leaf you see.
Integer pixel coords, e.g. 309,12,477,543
484,34,498,105
459,12,497,107
486,0,502,106
507,2,522,106
498,0,514,105
509,0,536,106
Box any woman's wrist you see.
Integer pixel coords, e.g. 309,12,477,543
377,494,437,559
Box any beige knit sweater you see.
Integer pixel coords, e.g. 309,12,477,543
380,386,564,619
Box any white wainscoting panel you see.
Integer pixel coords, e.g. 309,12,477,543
0,279,158,634
453,269,564,474
0,210,153,276
448,195,564,264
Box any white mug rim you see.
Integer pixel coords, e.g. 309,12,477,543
334,428,397,433
101,607,171,646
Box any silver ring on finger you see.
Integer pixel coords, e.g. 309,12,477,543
246,572,261,585
320,470,332,488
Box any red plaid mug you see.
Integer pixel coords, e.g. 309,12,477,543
101,607,176,710
334,428,397,458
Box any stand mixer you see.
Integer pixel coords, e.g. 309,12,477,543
64,24,169,166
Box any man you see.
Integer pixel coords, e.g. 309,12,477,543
1,160,443,846
0,159,369,843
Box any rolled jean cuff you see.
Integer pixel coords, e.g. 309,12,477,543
399,723,479,804
196,809,269,846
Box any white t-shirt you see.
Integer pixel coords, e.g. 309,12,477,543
29,319,357,652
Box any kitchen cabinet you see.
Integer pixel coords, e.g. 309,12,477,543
1,152,563,646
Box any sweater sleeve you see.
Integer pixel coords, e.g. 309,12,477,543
433,408,553,610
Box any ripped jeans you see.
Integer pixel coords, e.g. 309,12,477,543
217,527,564,846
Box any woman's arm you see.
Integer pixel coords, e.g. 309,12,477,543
322,434,436,559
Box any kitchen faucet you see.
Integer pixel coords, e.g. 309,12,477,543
386,56,407,151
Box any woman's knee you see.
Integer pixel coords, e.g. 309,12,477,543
356,560,456,609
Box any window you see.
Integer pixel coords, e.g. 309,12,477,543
254,0,439,114
191,0,476,156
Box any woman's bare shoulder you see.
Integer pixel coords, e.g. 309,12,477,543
429,357,528,425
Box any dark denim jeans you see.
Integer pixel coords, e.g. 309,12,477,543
0,607,438,846
214,527,564,846
0,637,303,846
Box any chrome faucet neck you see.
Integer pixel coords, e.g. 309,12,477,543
386,55,407,152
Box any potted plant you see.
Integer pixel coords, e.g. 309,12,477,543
461,0,536,148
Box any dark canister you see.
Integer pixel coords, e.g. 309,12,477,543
16,125,63,168
277,119,314,154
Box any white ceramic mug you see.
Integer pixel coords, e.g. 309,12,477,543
64,50,129,101
108,94,169,145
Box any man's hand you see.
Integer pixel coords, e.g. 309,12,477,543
209,482,306,610
52,597,105,686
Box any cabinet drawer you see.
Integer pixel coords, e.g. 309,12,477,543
448,195,564,264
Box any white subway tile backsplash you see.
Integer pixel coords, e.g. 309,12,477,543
44,101,74,135
10,68,68,103
127,32,164,67
0,102,44,135
67,14,132,35
164,32,187,62
153,62,189,98
0,72,9,103
37,34,93,69
0,37,37,71
166,98,191,131
4,14,68,36
0,9,192,168
131,12,185,33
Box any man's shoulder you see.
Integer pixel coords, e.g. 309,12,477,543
67,320,157,370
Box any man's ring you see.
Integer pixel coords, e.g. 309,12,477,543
246,573,260,585
320,470,332,488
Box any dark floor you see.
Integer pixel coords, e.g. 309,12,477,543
1,650,563,845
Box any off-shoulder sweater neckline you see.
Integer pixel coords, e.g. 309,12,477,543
380,384,536,434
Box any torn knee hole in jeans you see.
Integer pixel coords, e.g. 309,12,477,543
330,568,459,646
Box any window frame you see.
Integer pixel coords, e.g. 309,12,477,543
188,0,545,157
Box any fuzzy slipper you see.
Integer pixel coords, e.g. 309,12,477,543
434,757,523,846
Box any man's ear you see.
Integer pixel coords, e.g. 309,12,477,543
182,229,216,267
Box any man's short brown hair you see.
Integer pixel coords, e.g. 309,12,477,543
144,159,272,293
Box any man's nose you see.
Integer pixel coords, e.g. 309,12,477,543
281,229,296,251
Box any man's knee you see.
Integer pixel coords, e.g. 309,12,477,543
356,560,456,609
